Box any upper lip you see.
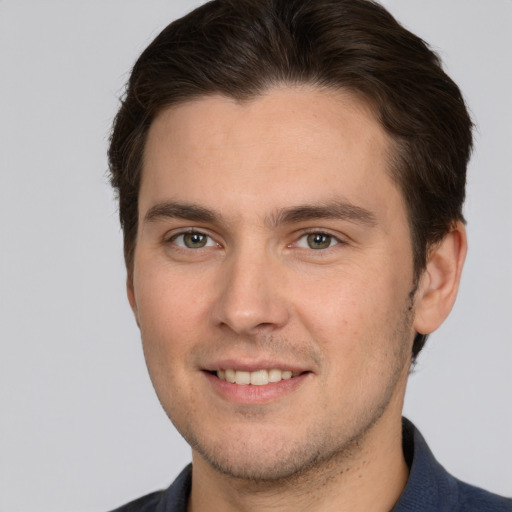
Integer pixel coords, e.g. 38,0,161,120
203,358,310,373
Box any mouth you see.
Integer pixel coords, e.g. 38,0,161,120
203,366,311,404
211,368,304,386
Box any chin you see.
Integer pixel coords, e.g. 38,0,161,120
184,421,366,484
196,441,328,482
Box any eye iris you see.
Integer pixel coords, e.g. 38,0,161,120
307,233,331,249
184,232,207,248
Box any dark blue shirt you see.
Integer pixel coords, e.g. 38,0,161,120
110,419,512,511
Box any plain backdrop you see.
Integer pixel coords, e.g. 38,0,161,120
1,1,510,511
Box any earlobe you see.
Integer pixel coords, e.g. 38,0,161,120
413,222,467,335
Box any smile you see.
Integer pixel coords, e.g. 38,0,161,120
216,369,302,385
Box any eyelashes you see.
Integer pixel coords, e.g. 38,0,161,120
294,232,341,250
169,231,219,249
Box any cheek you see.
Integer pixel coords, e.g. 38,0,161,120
133,268,206,413
135,261,210,335
294,268,378,334
133,272,195,384
293,264,410,362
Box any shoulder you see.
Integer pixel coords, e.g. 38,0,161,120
107,464,192,512
395,419,512,511
108,490,164,512
455,480,512,512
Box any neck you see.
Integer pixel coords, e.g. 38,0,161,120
188,410,409,512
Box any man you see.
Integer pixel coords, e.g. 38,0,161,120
108,0,511,510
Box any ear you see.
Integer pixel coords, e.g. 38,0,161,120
126,274,140,327
413,222,467,335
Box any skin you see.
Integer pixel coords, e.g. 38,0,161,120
128,87,466,512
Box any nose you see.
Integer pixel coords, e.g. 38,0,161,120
211,248,290,336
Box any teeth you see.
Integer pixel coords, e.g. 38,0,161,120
235,371,251,385
250,369,268,385
216,369,300,385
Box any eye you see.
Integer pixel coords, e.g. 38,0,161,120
171,231,217,249
296,232,340,250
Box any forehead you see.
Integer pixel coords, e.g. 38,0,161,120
140,87,403,226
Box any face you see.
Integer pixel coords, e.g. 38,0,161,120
129,87,418,481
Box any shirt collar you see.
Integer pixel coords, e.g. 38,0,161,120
393,417,460,511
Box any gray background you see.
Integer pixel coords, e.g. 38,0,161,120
1,1,510,511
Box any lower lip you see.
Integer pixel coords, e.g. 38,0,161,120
203,371,310,405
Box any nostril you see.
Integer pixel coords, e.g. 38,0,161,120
255,322,276,330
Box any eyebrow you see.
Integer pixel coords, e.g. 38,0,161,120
144,202,219,224
267,201,377,228
143,200,377,228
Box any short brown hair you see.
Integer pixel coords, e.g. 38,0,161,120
108,0,473,359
